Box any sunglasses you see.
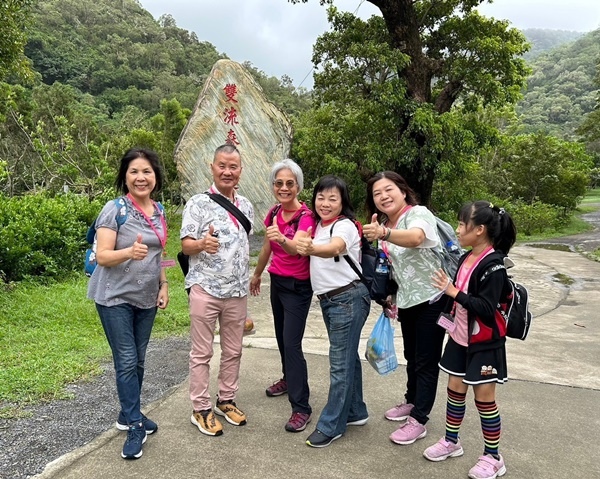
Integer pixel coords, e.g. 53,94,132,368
273,180,297,189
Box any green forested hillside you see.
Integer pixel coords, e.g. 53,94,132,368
0,0,309,201
522,28,585,61
517,29,600,139
25,0,222,114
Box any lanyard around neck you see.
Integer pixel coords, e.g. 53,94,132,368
126,193,167,249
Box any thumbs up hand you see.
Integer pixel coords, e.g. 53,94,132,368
266,215,284,244
130,233,149,260
202,224,219,254
296,226,313,256
363,213,383,242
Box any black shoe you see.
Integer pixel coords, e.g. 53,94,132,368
306,429,342,448
121,422,147,459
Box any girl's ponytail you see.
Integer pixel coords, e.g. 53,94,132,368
458,201,517,254
493,207,517,254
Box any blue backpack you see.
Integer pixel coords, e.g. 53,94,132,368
84,198,164,277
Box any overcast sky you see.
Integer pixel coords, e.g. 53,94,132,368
140,0,600,88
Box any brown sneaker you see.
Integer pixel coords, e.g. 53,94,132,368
214,399,247,426
191,409,223,436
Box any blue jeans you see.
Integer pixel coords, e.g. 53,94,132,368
316,282,371,437
96,303,157,425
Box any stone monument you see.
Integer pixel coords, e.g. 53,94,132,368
174,59,293,232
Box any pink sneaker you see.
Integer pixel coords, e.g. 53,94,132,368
423,437,464,462
468,454,506,479
384,402,414,421
389,416,427,445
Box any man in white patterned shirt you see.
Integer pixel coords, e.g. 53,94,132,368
180,144,254,437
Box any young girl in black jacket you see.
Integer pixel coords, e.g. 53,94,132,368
423,201,517,479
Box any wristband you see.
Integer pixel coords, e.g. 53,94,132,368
278,237,287,245
159,280,169,288
379,226,387,240
383,227,392,241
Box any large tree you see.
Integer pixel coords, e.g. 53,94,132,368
0,0,34,81
291,0,529,207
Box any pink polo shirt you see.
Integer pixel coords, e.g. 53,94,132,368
265,203,315,280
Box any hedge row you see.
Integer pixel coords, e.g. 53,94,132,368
0,193,107,282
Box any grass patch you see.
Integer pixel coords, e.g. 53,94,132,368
517,208,593,242
0,210,190,410
580,188,600,204
552,273,575,286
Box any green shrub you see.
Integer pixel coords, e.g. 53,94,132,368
0,193,107,282
509,201,561,236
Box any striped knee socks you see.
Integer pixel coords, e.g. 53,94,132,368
445,388,466,444
475,399,501,458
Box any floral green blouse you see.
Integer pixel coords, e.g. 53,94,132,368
384,205,441,309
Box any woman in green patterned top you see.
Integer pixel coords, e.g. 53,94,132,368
363,171,446,447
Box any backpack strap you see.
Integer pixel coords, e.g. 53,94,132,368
329,217,366,282
479,263,506,283
86,197,128,244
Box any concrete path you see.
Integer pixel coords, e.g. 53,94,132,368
34,246,600,479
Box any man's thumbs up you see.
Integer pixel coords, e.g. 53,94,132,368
203,224,219,254
136,233,143,243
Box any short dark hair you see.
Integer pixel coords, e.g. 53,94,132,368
366,171,419,221
213,144,241,162
115,148,163,195
310,175,355,222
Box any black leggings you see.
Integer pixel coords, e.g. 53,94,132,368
270,273,313,414
398,298,446,425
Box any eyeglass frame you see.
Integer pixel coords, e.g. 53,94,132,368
273,180,297,189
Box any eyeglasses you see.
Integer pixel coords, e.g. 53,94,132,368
273,180,297,189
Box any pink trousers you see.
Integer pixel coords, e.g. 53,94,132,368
188,285,247,411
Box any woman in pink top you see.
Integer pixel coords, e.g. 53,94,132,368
250,159,316,433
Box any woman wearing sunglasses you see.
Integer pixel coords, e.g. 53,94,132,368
250,159,316,433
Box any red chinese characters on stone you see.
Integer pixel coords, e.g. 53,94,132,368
223,83,240,145
223,107,239,126
225,129,240,145
223,83,238,103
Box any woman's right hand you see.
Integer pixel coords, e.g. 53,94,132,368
363,214,383,242
250,274,261,296
296,227,313,256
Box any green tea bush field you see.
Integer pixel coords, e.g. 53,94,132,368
0,193,106,282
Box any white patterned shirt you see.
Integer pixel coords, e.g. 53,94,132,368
180,185,254,298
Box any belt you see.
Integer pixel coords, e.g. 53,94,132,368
317,280,361,301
